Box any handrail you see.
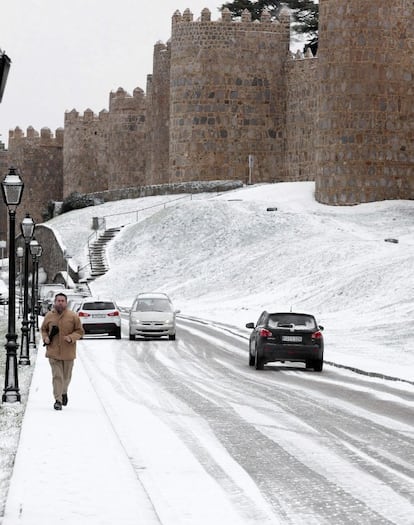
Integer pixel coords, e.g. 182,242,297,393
85,190,222,280
100,194,191,224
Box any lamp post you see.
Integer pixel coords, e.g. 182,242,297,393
16,246,24,318
33,242,42,331
29,239,42,347
1,167,24,403
19,214,35,365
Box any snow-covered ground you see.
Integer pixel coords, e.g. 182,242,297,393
0,181,413,524
47,181,414,382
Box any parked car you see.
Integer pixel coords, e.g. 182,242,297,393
67,298,82,312
129,292,179,341
39,283,65,300
40,288,86,315
40,286,67,315
77,298,121,339
246,311,324,371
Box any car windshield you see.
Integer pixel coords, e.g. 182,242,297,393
134,299,172,312
268,314,316,330
82,302,116,310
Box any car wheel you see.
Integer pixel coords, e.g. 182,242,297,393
313,359,323,372
129,334,135,341
169,334,176,341
249,350,255,367
255,349,264,370
115,327,121,339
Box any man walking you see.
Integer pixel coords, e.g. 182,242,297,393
41,292,84,410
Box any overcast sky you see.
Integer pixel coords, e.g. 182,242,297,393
0,0,224,147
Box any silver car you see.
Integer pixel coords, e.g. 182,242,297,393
128,293,179,341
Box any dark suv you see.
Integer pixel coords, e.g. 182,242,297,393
246,312,324,371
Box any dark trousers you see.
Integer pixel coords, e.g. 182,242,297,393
48,358,74,403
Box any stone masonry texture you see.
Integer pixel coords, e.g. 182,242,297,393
1,2,413,242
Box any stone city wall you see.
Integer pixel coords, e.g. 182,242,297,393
7,127,63,225
315,0,414,204
63,109,109,197
108,87,147,191
168,7,290,184
2,1,413,221
286,50,318,182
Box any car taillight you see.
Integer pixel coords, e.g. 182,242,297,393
107,311,119,317
259,328,272,338
78,311,90,317
312,331,323,340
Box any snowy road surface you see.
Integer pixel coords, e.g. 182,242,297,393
78,318,414,524
4,316,413,524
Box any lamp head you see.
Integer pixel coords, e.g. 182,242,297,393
29,238,42,257
1,167,24,209
21,214,35,242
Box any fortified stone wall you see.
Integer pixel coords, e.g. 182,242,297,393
315,0,414,204
7,126,63,225
63,108,109,197
168,7,290,184
146,41,171,185
108,87,147,190
2,3,413,214
286,50,318,182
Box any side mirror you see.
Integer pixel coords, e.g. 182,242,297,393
245,322,254,329
319,325,324,331
175,309,181,314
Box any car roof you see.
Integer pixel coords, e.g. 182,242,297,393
268,312,315,316
80,297,116,304
135,293,171,299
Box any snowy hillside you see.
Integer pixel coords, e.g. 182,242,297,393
46,182,414,381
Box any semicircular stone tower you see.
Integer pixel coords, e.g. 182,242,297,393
316,0,414,204
169,7,290,183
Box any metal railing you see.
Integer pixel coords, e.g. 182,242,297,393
83,191,221,279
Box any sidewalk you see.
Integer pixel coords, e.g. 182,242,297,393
2,348,159,525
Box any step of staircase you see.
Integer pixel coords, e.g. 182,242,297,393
87,227,122,281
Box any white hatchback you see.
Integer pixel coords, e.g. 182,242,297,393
78,298,121,339
129,293,179,341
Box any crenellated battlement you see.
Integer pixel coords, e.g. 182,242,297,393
109,86,146,112
64,108,109,124
9,126,64,146
2,0,412,219
172,7,289,30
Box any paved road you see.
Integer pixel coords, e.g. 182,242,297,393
79,317,414,525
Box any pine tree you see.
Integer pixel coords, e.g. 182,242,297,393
220,0,319,49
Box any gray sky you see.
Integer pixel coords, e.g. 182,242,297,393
0,0,223,147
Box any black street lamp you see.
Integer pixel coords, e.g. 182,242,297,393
29,238,42,347
16,246,24,319
33,241,42,331
19,214,35,365
1,167,24,403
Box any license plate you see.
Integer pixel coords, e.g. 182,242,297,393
282,335,302,342
92,314,106,318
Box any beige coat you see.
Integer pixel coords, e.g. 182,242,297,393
41,308,84,360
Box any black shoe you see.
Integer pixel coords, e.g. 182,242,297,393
62,394,68,406
54,400,62,410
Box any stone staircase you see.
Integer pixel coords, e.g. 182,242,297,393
88,227,122,279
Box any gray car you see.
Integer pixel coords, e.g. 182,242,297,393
128,293,179,341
